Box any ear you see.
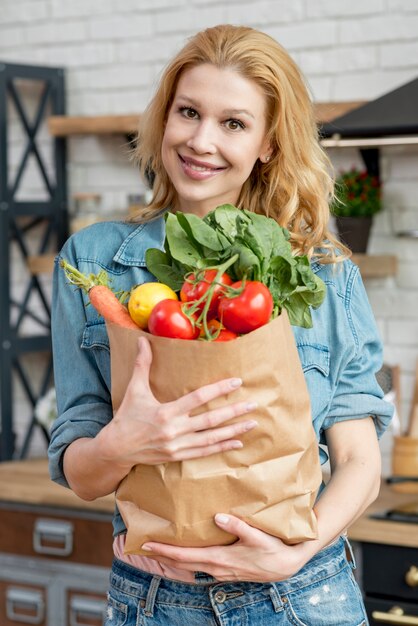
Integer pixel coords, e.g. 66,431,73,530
258,139,272,164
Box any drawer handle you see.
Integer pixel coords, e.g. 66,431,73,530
33,518,74,556
6,587,45,624
372,606,418,624
70,596,107,626
406,566,418,587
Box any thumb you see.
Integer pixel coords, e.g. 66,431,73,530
214,514,257,543
130,336,153,394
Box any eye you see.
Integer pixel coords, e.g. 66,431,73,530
224,118,245,131
179,106,199,120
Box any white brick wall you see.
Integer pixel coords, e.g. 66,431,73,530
1,0,417,471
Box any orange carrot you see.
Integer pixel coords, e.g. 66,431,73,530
60,259,140,330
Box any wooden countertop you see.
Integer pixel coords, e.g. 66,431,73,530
348,481,418,548
0,458,114,513
0,459,417,547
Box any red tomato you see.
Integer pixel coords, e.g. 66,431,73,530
180,269,233,315
148,300,200,339
199,319,238,342
214,329,238,342
218,281,273,334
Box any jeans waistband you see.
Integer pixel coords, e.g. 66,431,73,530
109,535,352,615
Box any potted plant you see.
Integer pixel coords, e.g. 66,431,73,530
331,167,382,253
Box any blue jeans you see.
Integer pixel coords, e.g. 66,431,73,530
105,536,368,625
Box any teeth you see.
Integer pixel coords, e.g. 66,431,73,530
188,163,213,172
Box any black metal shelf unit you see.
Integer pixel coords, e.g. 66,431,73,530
0,62,68,460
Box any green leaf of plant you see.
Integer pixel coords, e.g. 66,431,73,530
297,274,327,308
176,211,223,252
204,204,242,241
283,292,314,328
269,255,298,295
145,248,185,291
165,212,203,266
228,243,261,281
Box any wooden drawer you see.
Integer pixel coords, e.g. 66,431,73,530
66,589,107,626
363,542,418,603
0,503,113,568
0,581,47,625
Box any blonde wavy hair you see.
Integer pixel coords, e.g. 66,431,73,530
133,24,349,263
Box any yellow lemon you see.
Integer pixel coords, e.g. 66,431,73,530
128,282,178,329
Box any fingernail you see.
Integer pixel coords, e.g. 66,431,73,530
231,441,243,449
245,401,258,412
230,378,242,388
215,514,229,525
141,544,152,551
244,419,258,431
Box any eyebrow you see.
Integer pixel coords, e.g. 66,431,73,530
175,96,255,119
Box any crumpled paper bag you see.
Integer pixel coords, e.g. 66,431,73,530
107,310,321,555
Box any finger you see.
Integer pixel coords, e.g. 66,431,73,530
167,437,246,461
142,553,204,572
175,417,258,452
142,543,219,567
128,337,153,395
190,400,258,434
214,513,259,543
171,377,243,415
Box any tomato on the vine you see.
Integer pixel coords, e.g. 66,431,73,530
148,300,200,340
213,328,238,342
199,318,238,342
180,269,233,316
218,281,273,334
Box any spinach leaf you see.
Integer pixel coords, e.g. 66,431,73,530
145,248,185,291
164,213,203,267
176,212,224,252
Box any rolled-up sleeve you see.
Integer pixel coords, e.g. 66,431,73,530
322,267,394,439
48,241,112,488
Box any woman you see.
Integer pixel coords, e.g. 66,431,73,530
49,24,393,625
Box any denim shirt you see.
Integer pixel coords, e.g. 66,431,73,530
48,217,393,536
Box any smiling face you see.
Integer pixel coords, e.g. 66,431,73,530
161,63,271,217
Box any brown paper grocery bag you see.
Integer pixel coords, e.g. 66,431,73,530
108,311,322,555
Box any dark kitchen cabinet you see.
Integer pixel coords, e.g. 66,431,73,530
361,542,418,624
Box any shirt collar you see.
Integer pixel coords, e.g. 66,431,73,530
113,216,166,266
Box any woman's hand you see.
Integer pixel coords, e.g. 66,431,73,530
97,336,258,469
141,514,313,583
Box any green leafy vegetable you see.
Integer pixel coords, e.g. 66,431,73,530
145,204,326,328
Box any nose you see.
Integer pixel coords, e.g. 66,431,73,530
186,120,216,154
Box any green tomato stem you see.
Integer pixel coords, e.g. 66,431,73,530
182,254,239,340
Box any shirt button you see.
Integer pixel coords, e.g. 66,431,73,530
214,590,227,604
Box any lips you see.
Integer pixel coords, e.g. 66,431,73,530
179,154,226,180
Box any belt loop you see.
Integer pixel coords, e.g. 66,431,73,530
269,585,284,613
342,535,357,570
144,576,161,617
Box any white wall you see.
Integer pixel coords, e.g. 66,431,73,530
1,0,417,470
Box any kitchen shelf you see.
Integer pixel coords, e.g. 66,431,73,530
47,101,366,137
48,113,141,136
351,254,397,278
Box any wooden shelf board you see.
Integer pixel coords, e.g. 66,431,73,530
48,114,141,137
313,100,366,125
27,253,56,275
47,102,365,137
351,254,397,278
